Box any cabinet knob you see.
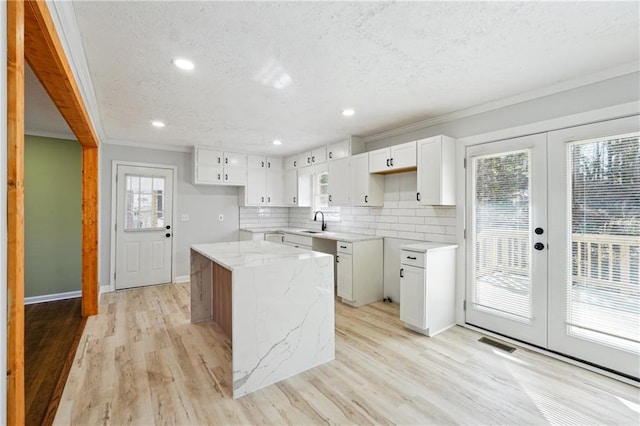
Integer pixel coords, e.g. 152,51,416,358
267,196,271,203
217,173,221,180
400,268,404,278
390,158,394,167
336,255,339,263
225,157,228,164
307,157,311,164
268,162,271,168
294,160,297,167
293,196,296,204
225,174,228,181
386,158,390,167
364,195,368,203
417,192,421,201
329,195,332,203
261,196,264,203
217,157,221,164
312,156,315,163
406,256,417,260
329,152,333,159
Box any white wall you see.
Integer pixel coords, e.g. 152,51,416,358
1,2,7,420
100,145,242,288
367,72,640,150
239,206,289,229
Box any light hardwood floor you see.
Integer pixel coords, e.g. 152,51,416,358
54,283,639,425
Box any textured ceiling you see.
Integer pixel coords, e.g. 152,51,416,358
27,1,640,154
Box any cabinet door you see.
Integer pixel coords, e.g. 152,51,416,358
266,156,283,171
246,168,266,204
223,167,247,185
417,136,455,205
266,169,284,205
311,146,327,164
197,147,223,166
337,253,354,301
351,153,383,206
298,151,312,168
284,169,298,205
400,265,426,328
247,155,266,169
328,157,350,206
328,140,349,160
369,148,390,173
390,141,416,170
196,165,223,183
224,152,247,168
285,155,298,170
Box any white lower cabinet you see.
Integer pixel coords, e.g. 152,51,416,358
399,243,457,337
336,239,383,307
283,233,312,250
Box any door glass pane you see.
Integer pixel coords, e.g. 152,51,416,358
473,150,532,320
125,174,166,230
566,133,640,353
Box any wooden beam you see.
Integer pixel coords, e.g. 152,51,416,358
82,147,99,316
23,0,98,148
7,0,26,424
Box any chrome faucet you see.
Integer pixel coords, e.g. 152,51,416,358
313,211,327,231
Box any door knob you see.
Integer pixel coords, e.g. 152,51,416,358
535,227,544,235
166,225,171,230
534,242,545,251
165,233,171,238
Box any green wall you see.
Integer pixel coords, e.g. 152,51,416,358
25,135,81,298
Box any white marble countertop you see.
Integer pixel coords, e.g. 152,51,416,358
191,240,332,271
401,242,458,252
240,227,383,242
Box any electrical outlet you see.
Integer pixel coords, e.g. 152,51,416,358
218,214,224,221
180,214,190,222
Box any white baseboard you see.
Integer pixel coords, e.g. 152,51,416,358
100,285,111,294
174,275,190,283
25,290,81,305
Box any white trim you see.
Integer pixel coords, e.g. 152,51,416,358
103,138,192,153
46,0,106,141
25,128,76,141
454,101,640,327
364,63,639,143
464,324,638,387
174,275,190,284
99,284,111,294
109,161,179,291
24,290,82,305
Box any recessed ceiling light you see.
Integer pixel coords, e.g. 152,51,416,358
172,58,195,71
342,108,355,117
273,140,282,145
151,120,165,128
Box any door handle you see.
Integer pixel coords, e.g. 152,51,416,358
261,161,264,168
217,157,221,164
165,233,171,238
365,195,368,203
217,173,221,180
293,160,297,167
329,195,332,202
329,152,333,159
307,157,311,164
267,196,271,203
336,255,339,263
416,192,420,201
312,156,315,163
261,196,264,203
386,158,390,167
293,196,296,204
400,268,404,278
225,174,228,181
406,256,417,260
225,157,228,164
390,158,394,167
268,162,271,168
534,242,545,251
340,245,347,249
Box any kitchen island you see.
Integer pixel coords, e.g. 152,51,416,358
190,240,335,398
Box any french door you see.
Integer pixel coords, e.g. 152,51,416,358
466,116,640,378
466,134,548,347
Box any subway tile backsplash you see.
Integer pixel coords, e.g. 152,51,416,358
240,172,456,244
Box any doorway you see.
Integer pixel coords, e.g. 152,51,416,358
112,163,176,289
465,116,639,378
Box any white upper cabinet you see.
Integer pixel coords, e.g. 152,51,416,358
283,169,298,205
241,155,285,206
193,146,247,185
298,146,327,168
417,135,456,205
351,153,384,206
369,141,417,174
285,155,298,170
328,157,351,206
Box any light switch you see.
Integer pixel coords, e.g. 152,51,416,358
180,214,190,222
218,214,224,222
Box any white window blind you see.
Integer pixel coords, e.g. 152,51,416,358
472,149,532,320
566,133,640,353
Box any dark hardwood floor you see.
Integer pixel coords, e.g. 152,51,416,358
25,297,86,426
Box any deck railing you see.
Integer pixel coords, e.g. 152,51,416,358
476,229,639,294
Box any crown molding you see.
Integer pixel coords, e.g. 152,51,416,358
363,61,640,143
103,138,192,153
46,0,106,142
25,129,77,141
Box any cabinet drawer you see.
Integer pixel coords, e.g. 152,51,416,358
336,241,352,254
283,233,313,246
400,250,425,268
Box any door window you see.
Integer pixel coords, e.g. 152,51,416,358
125,174,166,230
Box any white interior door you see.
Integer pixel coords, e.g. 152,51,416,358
548,117,640,378
115,165,174,289
466,134,548,347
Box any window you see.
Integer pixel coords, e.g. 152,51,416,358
125,175,166,230
311,171,340,221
